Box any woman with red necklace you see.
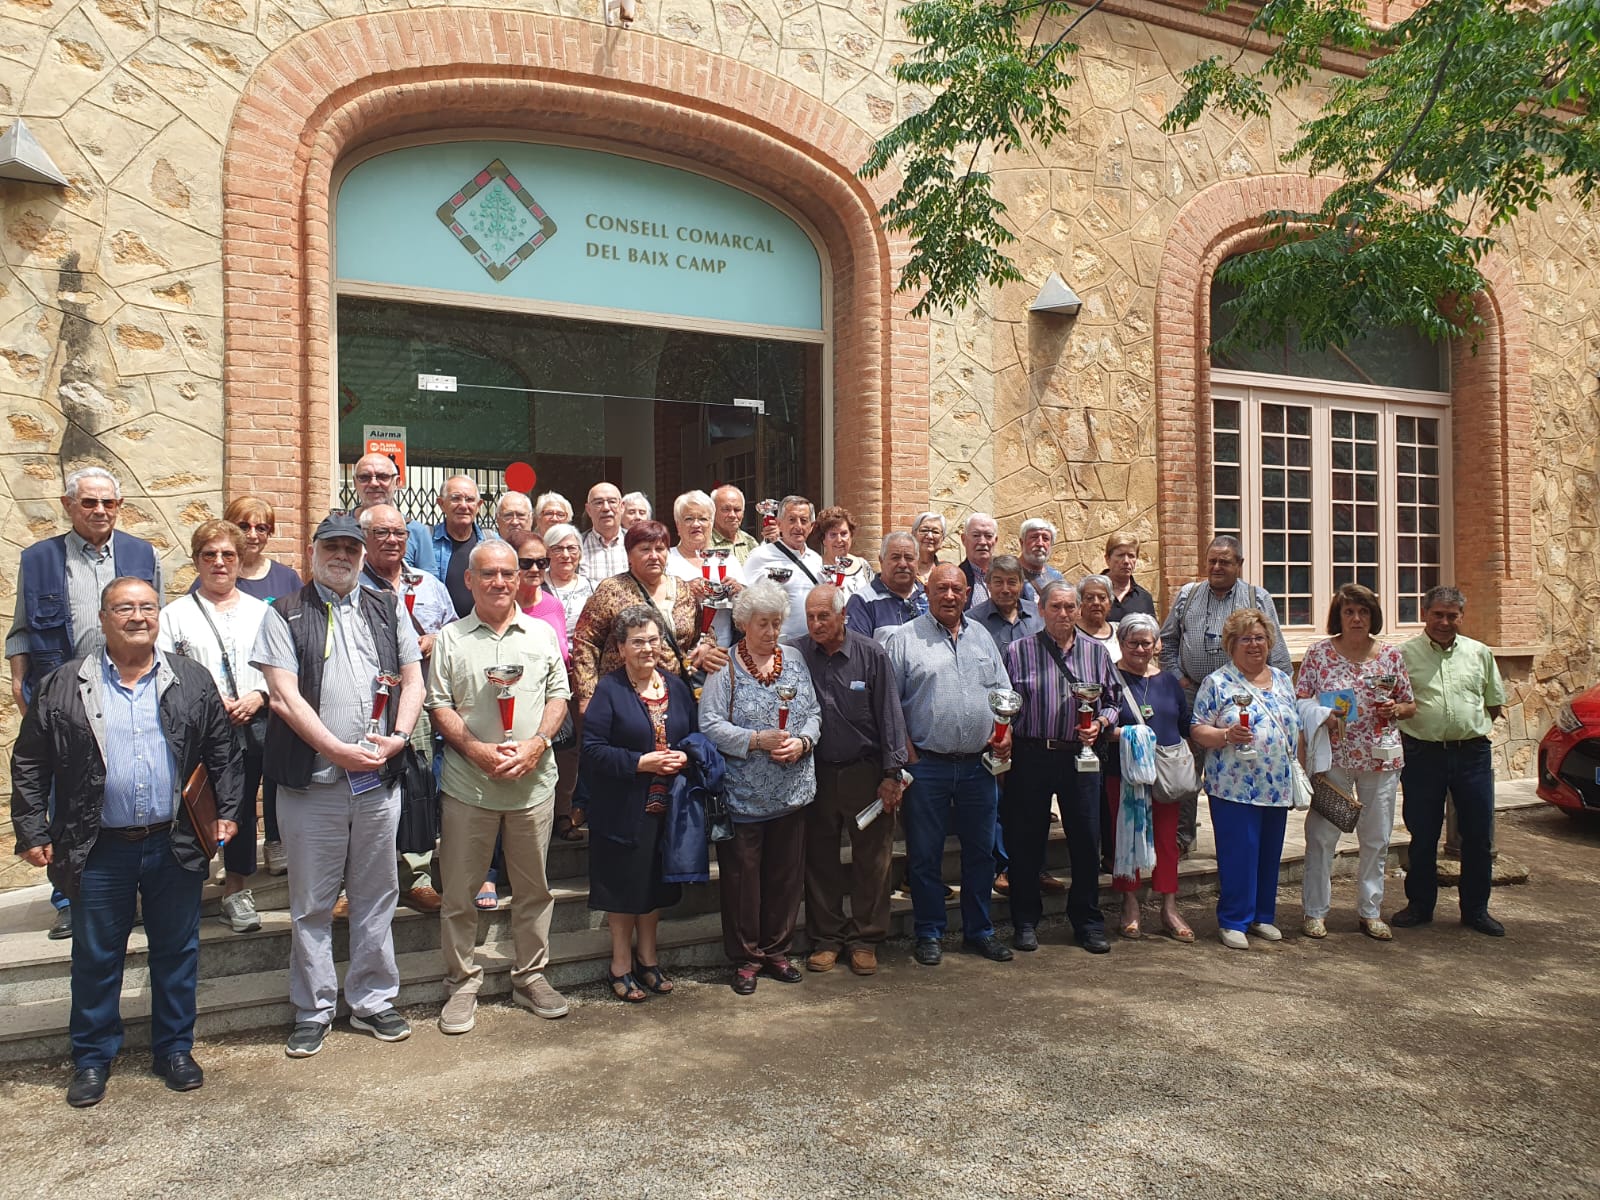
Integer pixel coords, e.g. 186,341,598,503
698,580,821,996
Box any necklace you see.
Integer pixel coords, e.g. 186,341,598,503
629,669,663,699
1120,668,1154,718
738,640,783,685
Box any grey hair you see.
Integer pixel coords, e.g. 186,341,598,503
880,530,917,560
65,466,121,501
1020,517,1057,541
611,603,662,647
673,489,714,525
542,521,580,549
712,483,745,504
988,554,1024,581
733,578,791,627
963,511,997,535
495,491,533,517
1208,534,1245,563
100,575,156,611
439,475,480,500
1078,573,1113,599
1116,612,1161,645
534,491,573,519
622,491,652,515
1038,579,1079,607
911,511,945,536
778,494,814,521
1421,585,1466,611
808,583,849,615
356,505,403,533
468,539,518,570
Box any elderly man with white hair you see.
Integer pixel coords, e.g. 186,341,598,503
580,482,626,581
7,465,164,941
742,495,824,642
1019,518,1064,596
957,512,999,610
620,492,653,531
429,475,492,617
349,452,433,575
845,531,928,641
494,491,535,542
710,484,761,564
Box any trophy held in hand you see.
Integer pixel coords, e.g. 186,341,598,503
1370,672,1401,763
983,689,1023,775
1231,691,1258,760
1072,683,1104,773
485,664,525,742
775,682,798,731
358,672,403,755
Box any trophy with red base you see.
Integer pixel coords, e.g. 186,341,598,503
775,682,798,731
825,558,849,588
983,689,1023,775
1072,683,1105,772
400,565,422,618
1231,691,1258,760
1371,672,1401,762
485,665,525,742
358,671,402,754
757,498,779,535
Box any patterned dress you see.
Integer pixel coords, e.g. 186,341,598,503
1193,664,1302,807
1294,639,1414,773
570,572,700,702
698,651,822,822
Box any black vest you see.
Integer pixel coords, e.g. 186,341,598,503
263,583,403,789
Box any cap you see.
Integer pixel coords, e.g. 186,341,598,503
312,513,364,543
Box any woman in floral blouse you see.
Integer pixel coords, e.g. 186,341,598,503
1295,583,1416,941
1190,608,1303,949
698,580,821,996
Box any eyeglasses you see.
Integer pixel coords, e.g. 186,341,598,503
476,568,519,580
625,636,662,649
369,528,408,541
519,557,551,571
237,522,272,535
1236,634,1269,645
550,545,581,556
76,497,120,511
354,471,397,483
198,549,238,563
107,602,159,617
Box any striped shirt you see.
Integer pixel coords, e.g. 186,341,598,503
1003,630,1123,743
1158,579,1291,685
844,576,928,642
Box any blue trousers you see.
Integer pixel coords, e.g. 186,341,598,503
1401,735,1496,918
1209,796,1288,931
71,830,204,1068
904,756,997,940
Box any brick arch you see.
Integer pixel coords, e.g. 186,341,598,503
1153,174,1533,644
221,12,926,555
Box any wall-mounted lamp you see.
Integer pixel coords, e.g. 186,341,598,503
1029,272,1082,318
0,119,69,186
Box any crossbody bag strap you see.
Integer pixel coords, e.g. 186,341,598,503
1037,631,1082,740
772,540,820,585
190,594,240,700
1224,666,1295,744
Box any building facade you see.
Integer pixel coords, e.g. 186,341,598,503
2,0,1595,885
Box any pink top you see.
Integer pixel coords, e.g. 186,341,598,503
522,593,571,664
1295,639,1415,773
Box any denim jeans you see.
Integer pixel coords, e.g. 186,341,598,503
72,829,204,1068
903,755,997,940
1401,735,1496,918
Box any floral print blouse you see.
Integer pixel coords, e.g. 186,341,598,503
1295,639,1415,773
698,652,822,823
1194,664,1302,807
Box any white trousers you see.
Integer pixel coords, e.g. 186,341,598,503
278,778,401,1025
1301,767,1400,921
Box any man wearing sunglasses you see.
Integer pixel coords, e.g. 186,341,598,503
7,466,163,941
351,452,434,577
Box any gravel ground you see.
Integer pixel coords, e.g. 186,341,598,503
3,807,1597,1200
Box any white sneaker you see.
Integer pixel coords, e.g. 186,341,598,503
263,840,288,876
1218,928,1249,949
218,890,261,933
1248,922,1283,942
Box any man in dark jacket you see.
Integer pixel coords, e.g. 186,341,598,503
10,577,242,1108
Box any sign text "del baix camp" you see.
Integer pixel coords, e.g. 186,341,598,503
583,214,776,275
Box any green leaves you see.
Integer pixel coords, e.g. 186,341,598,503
868,0,1600,346
861,0,1080,317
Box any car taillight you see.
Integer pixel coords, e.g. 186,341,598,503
1555,702,1583,734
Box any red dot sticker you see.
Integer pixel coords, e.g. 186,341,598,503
504,461,537,493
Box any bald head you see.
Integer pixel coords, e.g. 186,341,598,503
926,563,969,630
353,452,402,508
586,482,622,539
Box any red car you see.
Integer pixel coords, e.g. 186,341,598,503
1537,683,1600,818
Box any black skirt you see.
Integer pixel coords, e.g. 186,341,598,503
587,809,683,915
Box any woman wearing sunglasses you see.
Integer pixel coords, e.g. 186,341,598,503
224,497,303,603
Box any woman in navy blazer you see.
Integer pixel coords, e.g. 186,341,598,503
582,605,699,1003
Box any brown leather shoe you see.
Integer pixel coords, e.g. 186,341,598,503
1038,873,1067,895
806,949,838,973
402,885,442,913
331,894,350,921
993,872,1010,896
848,947,878,976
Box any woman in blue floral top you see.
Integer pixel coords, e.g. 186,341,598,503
699,580,822,995
1191,608,1303,949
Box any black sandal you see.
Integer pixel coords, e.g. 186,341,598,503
606,970,647,1003
553,815,586,842
633,958,673,994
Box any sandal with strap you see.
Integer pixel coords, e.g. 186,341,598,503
633,959,673,994
1161,918,1197,944
553,815,586,843
606,970,648,1003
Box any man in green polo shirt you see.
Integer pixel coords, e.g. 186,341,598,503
426,540,572,1033
1392,586,1507,936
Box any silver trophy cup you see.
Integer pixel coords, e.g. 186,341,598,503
1231,691,1258,759
983,688,1024,775
1071,683,1104,772
358,671,403,755
775,681,799,731
484,664,526,742
1370,672,1401,762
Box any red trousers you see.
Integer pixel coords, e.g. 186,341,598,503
1106,779,1181,895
